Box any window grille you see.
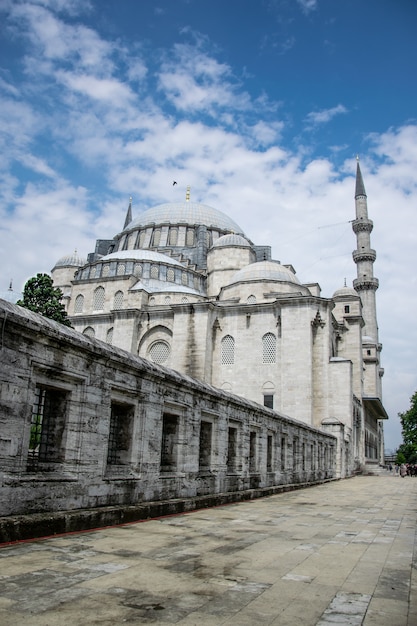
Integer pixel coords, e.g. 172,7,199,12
133,263,142,277
186,228,195,246
102,264,110,277
167,268,175,282
160,414,178,472
93,286,105,310
181,272,188,285
116,263,125,276
114,290,123,310
262,332,276,363
227,426,237,472
164,296,171,305
152,229,161,247
149,341,170,364
74,294,84,314
181,297,189,304
83,326,95,338
107,403,132,465
27,386,67,471
90,266,96,278
169,228,178,246
106,327,113,344
221,335,235,365
149,297,155,305
194,276,199,290
150,265,159,279
139,231,146,248
199,421,212,470
247,295,256,304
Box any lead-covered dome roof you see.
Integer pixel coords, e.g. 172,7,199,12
230,261,301,285
125,202,245,235
52,252,86,269
212,234,251,248
101,250,184,267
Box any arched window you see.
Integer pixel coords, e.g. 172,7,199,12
102,264,110,277
181,272,188,285
106,327,113,344
113,290,123,310
116,263,125,276
74,294,84,314
186,228,195,246
247,295,256,304
134,263,142,277
150,265,159,279
221,335,235,365
169,228,178,246
181,297,189,304
262,333,276,363
164,296,171,305
93,286,105,311
152,229,161,246
167,268,175,282
148,341,170,364
83,326,95,338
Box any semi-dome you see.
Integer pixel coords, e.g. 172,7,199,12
126,202,245,235
52,252,86,269
212,234,251,248
230,261,301,285
101,249,184,267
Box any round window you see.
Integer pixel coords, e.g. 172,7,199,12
149,341,170,364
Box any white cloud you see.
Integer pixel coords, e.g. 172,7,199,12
297,0,318,14
305,104,348,125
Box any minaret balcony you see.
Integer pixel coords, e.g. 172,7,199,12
352,249,376,264
353,277,379,291
352,218,373,234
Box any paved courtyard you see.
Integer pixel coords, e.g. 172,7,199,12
0,474,416,625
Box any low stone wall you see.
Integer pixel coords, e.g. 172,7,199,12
0,299,338,540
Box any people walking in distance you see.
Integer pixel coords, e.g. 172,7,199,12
400,463,407,478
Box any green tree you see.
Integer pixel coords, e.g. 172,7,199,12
17,273,72,327
396,391,417,464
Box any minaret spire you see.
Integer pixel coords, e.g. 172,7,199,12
355,155,367,198
123,197,132,229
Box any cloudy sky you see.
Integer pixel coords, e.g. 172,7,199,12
1,0,416,451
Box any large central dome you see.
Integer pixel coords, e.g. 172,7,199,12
126,201,245,235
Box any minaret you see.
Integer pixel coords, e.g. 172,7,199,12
352,158,379,343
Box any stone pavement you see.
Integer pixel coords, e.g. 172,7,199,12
0,474,416,626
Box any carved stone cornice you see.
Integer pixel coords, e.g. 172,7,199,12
353,277,379,292
352,249,376,264
352,218,373,234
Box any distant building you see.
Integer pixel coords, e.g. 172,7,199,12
52,161,388,474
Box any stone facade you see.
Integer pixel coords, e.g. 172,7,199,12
0,299,338,527
49,165,387,475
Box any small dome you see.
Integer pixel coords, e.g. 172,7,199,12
333,285,358,298
212,234,251,248
101,249,184,267
126,202,245,235
53,252,86,270
230,261,301,285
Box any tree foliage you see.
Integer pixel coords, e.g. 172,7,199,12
17,273,72,327
396,391,417,464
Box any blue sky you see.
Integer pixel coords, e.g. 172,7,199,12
1,0,416,451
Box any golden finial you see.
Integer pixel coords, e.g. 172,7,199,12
186,185,191,202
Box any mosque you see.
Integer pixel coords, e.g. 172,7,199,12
51,161,388,473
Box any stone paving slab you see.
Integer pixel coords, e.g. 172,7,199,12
0,474,416,625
